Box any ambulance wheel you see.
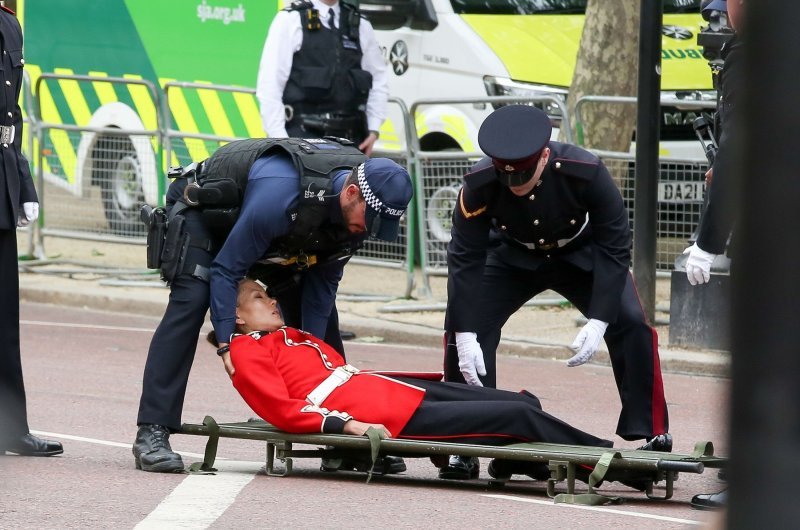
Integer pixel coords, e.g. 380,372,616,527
96,135,146,236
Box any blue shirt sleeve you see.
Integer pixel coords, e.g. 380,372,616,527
300,257,348,338
210,156,297,342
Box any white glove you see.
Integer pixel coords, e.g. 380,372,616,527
567,319,609,367
683,243,716,286
455,332,486,386
16,202,39,227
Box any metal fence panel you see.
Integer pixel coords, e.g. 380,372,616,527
597,151,709,270
38,125,159,242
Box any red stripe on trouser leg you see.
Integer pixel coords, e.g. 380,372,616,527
650,327,668,434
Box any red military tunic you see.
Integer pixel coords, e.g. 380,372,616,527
231,327,426,436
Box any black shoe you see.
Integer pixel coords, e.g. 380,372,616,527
487,459,550,481
637,433,673,452
1,433,63,457
133,424,184,473
340,330,357,341
321,455,406,475
438,455,480,480
691,489,727,510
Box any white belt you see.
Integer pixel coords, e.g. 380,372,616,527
512,212,590,251
306,364,359,407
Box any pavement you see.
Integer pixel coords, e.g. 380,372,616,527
17,233,731,378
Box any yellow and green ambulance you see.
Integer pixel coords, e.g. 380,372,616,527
21,0,712,235
22,0,278,233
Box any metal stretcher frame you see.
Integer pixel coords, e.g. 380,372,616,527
179,416,727,506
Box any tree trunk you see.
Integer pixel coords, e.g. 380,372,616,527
561,0,640,153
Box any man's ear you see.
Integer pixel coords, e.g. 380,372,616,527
235,312,245,326
345,183,361,199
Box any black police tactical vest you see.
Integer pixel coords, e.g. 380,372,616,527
197,137,367,258
282,0,371,115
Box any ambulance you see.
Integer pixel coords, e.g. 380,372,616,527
21,0,278,234
362,0,714,156
20,0,711,236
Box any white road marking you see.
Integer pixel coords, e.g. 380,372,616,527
32,430,262,529
481,494,705,525
135,460,259,529
21,320,156,333
31,430,207,459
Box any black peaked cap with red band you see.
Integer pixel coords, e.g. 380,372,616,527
478,105,552,172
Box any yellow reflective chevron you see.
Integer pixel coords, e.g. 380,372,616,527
232,91,265,138
53,67,92,126
88,71,119,106
159,78,210,161
122,74,158,131
26,64,75,181
195,80,235,138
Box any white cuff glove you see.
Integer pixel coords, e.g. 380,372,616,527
567,319,608,367
16,202,39,227
683,243,716,286
455,332,486,386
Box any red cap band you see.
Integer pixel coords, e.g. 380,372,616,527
491,148,543,173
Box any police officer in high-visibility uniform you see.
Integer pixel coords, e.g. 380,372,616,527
256,0,388,156
439,105,671,480
133,138,412,473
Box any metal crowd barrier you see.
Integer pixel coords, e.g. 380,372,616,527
22,74,718,298
574,95,716,270
32,74,162,250
594,150,709,270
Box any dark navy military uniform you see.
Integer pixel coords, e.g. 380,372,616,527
696,34,742,254
283,0,371,142
445,108,669,442
137,152,363,431
0,6,38,444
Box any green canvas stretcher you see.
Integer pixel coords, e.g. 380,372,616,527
179,416,727,506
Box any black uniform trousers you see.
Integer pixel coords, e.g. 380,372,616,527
398,377,611,448
0,228,28,443
444,258,668,442
137,180,216,430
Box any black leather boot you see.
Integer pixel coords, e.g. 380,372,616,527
1,433,63,456
132,424,184,473
438,455,480,480
637,433,673,452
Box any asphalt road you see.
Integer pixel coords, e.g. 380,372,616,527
2,302,729,528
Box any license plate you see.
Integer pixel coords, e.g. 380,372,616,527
658,181,705,203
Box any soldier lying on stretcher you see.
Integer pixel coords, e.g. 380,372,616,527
210,279,621,481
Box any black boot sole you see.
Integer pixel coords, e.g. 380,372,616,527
134,455,185,473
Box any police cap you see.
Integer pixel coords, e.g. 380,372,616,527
478,105,552,187
357,158,413,242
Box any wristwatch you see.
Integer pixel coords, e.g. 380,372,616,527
217,345,230,356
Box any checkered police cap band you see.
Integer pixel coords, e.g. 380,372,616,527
357,163,405,219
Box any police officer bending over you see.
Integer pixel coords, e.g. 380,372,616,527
134,137,412,473
439,106,671,480
256,0,388,156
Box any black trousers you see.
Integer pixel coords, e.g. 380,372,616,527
137,180,216,430
444,258,669,441
0,228,28,442
285,112,368,146
399,378,612,448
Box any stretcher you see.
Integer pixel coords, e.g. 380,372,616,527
179,416,727,506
